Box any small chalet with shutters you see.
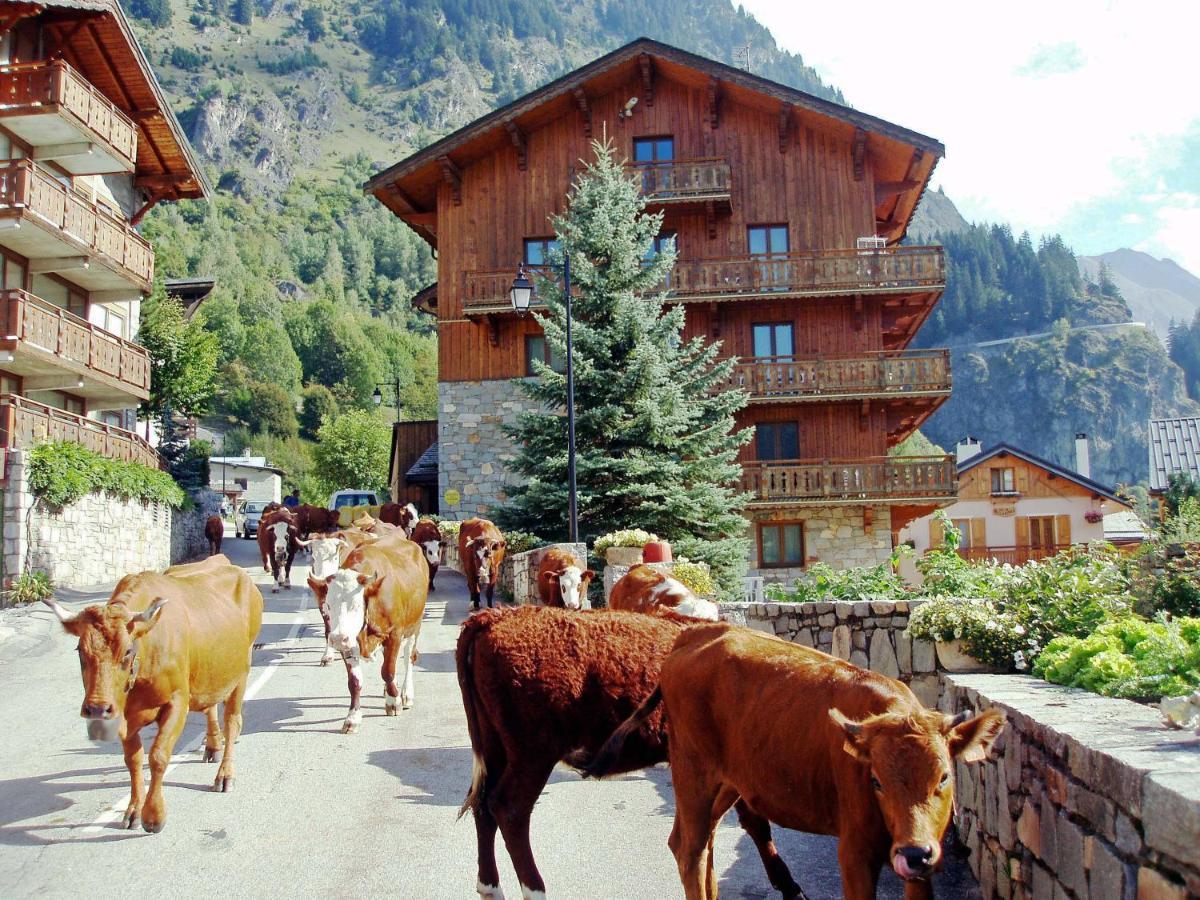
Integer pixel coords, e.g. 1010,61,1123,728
897,435,1132,581
367,38,957,578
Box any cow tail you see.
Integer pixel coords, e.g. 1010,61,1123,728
455,615,490,820
582,685,664,780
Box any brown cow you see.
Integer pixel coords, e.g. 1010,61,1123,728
258,507,299,592
43,555,263,833
459,517,506,610
536,547,594,609
308,531,428,733
409,519,446,590
457,606,801,900
204,514,224,556
608,563,719,621
295,504,339,540
588,624,1005,900
379,501,419,536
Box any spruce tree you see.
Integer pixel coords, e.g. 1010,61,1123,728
494,139,751,595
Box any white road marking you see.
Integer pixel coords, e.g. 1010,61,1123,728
82,588,311,833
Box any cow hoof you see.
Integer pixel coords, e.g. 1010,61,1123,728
271,586,279,594
319,656,332,667
385,704,398,717
203,746,219,763
402,696,413,711
122,809,139,830
341,720,359,734
212,776,233,793
142,819,165,835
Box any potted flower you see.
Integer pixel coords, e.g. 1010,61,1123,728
593,529,659,566
1084,509,1103,524
906,598,1003,673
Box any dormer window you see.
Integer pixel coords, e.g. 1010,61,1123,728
990,467,1016,495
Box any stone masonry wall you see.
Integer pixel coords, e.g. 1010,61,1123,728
442,539,588,606
749,505,894,584
438,379,542,519
940,674,1200,900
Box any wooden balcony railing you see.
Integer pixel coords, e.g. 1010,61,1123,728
0,393,160,469
728,349,951,401
0,60,138,169
461,245,944,314
741,455,958,505
957,545,1072,566
0,160,153,288
629,158,731,204
0,289,150,395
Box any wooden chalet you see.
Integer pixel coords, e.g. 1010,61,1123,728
0,0,207,470
367,38,956,576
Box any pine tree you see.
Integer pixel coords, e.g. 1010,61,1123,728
495,139,751,595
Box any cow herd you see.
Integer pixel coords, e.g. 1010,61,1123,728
42,508,1005,900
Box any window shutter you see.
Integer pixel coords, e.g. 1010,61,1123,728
1055,514,1071,547
1015,516,1030,547
970,518,986,550
929,517,944,548
1015,466,1030,493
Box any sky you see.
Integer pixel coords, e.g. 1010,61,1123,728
738,0,1200,273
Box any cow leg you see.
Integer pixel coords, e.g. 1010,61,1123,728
214,674,247,792
489,757,557,899
470,588,480,610
203,705,223,763
141,695,188,834
472,757,506,899
340,650,364,733
486,583,495,609
318,603,335,666
734,800,804,899
837,839,885,900
283,552,293,589
429,565,437,592
400,631,419,709
120,727,145,830
382,636,401,716
904,880,934,900
668,765,732,900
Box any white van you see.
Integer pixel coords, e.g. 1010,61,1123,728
329,490,380,510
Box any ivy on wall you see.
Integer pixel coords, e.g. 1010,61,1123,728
27,442,186,510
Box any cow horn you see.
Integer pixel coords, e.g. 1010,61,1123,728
131,597,169,623
296,538,313,547
828,708,863,736
41,596,78,624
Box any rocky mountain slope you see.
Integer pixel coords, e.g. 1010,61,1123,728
1078,249,1200,341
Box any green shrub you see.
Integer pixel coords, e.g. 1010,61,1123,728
766,560,907,603
672,561,717,598
28,442,185,509
5,571,52,605
503,531,547,554
907,598,1033,669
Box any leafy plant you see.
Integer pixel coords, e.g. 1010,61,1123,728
672,561,717,598
503,531,547,554
907,598,1034,670
312,409,390,493
5,571,52,606
766,560,907,603
593,529,659,555
28,442,186,510
436,519,462,538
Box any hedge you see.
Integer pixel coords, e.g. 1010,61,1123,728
28,441,185,509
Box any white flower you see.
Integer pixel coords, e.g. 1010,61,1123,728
985,620,998,631
1014,625,1026,635
1014,651,1027,670
953,628,963,640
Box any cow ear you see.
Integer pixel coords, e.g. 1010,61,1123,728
539,570,557,582
325,574,336,586
946,709,1005,763
829,708,870,761
357,572,381,588
583,569,596,580
128,597,168,638
496,539,507,551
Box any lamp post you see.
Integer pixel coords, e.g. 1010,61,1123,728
511,259,578,544
372,377,402,425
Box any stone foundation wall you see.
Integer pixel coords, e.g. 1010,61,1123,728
748,505,893,584
438,379,542,518
941,674,1200,900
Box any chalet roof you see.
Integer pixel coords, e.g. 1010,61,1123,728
14,0,210,200
405,441,438,486
1148,416,1200,492
958,443,1126,504
1103,509,1149,543
365,38,943,246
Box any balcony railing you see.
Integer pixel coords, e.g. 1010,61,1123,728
0,393,159,469
741,455,958,505
0,60,138,172
461,245,944,315
0,160,154,290
629,158,731,205
728,349,951,402
0,289,150,396
957,545,1072,566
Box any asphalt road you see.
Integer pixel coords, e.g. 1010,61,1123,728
0,528,982,899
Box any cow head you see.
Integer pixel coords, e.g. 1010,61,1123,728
268,521,294,565
43,596,168,742
542,565,595,609
467,537,506,585
829,707,1005,882
419,539,446,569
323,569,385,659
301,536,348,580
401,503,419,536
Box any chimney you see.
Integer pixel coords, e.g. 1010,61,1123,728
1075,433,1091,479
956,436,981,464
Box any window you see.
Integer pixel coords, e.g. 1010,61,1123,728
756,422,799,461
759,522,804,567
523,238,561,266
99,411,122,428
752,323,794,359
0,374,18,394
748,225,789,257
1029,516,1056,549
644,230,676,260
951,518,973,549
524,335,565,375
633,136,675,162
990,467,1016,494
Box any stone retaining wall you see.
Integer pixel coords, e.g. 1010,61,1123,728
941,674,1200,900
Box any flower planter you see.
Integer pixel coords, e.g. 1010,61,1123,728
935,639,991,673
643,541,672,563
605,546,644,566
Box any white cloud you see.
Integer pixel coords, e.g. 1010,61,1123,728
739,0,1200,255
1136,197,1200,274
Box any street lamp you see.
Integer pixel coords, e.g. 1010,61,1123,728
512,257,578,544
372,377,401,425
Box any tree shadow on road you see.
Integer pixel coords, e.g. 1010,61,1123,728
365,745,475,808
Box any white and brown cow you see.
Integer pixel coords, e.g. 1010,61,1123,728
459,518,506,610
409,519,446,590
301,534,351,666
536,547,595,609
379,502,420,537
258,508,299,593
608,564,719,621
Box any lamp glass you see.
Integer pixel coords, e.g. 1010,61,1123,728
372,387,383,406
510,268,534,313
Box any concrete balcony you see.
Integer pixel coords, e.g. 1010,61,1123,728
0,289,150,405
0,60,137,175
741,455,958,507
0,160,153,292
0,393,159,469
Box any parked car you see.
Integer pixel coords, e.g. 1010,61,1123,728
235,499,272,539
329,490,380,510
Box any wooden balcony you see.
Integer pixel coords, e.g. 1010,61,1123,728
957,545,1071,566
0,393,160,469
0,289,150,404
0,60,138,175
728,349,951,403
0,160,153,293
461,245,944,316
629,158,731,210
741,455,957,507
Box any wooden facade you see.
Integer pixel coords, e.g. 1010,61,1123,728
368,40,956,570
389,420,439,511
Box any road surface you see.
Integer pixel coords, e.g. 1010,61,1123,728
0,528,981,899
